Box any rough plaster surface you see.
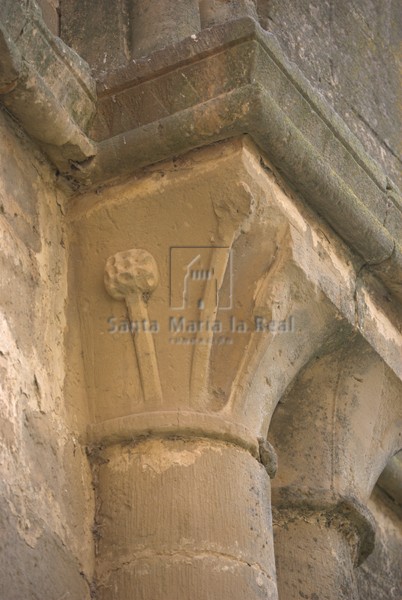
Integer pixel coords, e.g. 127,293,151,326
0,108,94,599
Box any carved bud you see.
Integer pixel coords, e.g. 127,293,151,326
104,249,159,300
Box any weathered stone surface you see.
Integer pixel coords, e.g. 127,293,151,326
60,0,131,74
70,140,401,421
200,0,258,27
356,487,402,600
130,0,200,58
0,493,90,600
0,108,94,599
378,451,402,506
269,335,402,505
67,137,401,597
257,0,402,189
274,515,360,600
0,3,401,599
37,0,59,35
70,18,401,303
269,330,402,597
0,0,96,172
94,438,278,599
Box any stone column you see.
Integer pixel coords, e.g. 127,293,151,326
272,498,374,600
72,141,358,600
275,520,357,600
199,0,257,28
269,336,402,600
88,242,281,599
130,0,201,58
96,247,276,597
93,436,277,599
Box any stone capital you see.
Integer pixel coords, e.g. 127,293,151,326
68,139,401,465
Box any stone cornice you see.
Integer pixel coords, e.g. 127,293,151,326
0,0,96,173
85,17,401,302
0,9,400,301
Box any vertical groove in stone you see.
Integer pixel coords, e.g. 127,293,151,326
199,0,257,28
129,0,201,58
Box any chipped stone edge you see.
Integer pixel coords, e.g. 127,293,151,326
0,1,97,173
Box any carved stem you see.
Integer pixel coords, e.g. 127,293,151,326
105,249,163,405
190,248,231,403
126,290,163,405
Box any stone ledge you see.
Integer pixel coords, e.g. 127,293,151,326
76,17,401,302
0,10,400,303
0,0,96,173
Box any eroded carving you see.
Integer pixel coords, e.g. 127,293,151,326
105,249,163,405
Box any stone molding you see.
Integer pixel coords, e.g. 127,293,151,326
87,410,260,458
0,0,96,173
0,7,400,302
86,17,401,302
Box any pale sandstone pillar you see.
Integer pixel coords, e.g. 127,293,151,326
71,142,400,600
88,238,282,599
130,0,201,58
272,500,374,600
276,521,357,600
269,336,402,600
93,437,277,599
199,0,257,28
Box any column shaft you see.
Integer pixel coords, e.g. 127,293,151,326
94,437,278,599
274,515,359,600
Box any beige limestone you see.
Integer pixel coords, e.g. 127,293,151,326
66,137,401,598
0,2,401,596
274,516,360,600
0,108,94,599
269,331,402,597
356,487,402,598
94,438,277,599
